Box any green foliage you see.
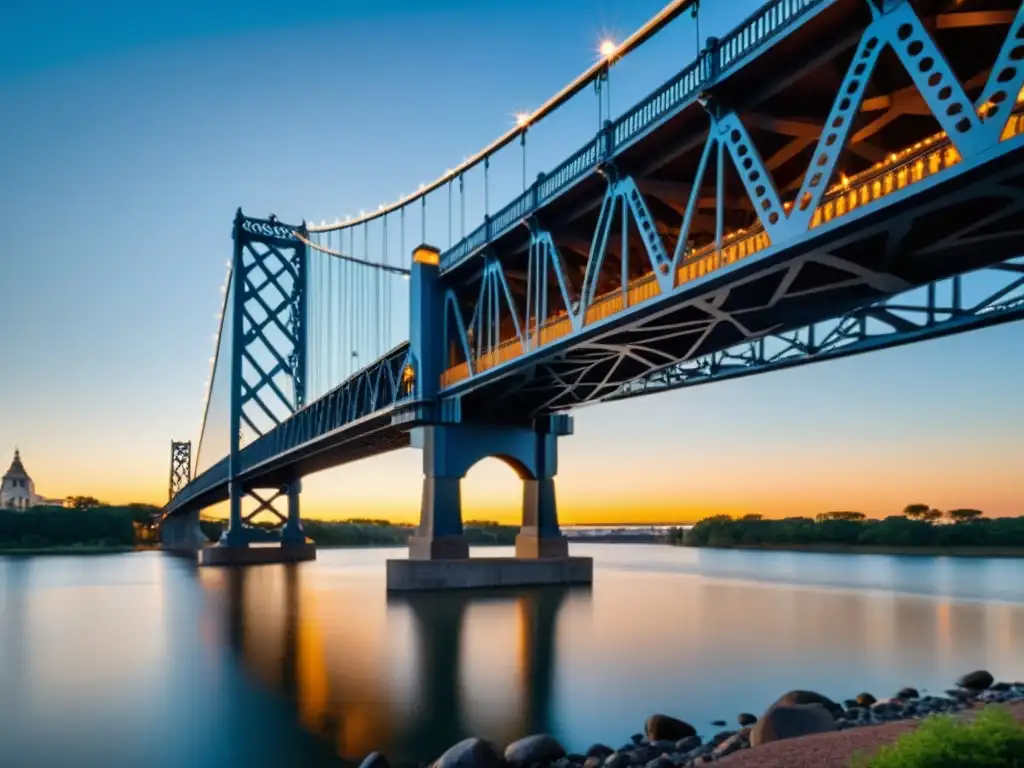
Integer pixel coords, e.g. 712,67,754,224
817,511,867,522
64,496,104,511
0,506,142,550
852,706,1024,767
682,508,1024,549
903,503,931,519
949,508,985,523
286,519,519,548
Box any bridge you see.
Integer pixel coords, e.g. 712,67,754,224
163,0,1024,582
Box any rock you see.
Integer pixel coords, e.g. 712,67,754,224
433,738,504,768
709,731,734,747
644,714,696,742
737,712,757,727
957,670,994,691
603,753,630,768
586,745,614,760
674,736,700,753
895,687,919,700
583,758,602,768
642,756,673,768
843,699,858,709
626,746,659,765
650,741,676,754
631,734,645,746
772,690,842,718
991,682,1012,692
359,753,390,768
855,692,876,706
711,728,749,759
710,720,726,727
505,735,566,767
871,700,903,720
750,704,838,747
568,755,585,763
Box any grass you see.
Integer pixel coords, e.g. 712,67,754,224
852,706,1024,767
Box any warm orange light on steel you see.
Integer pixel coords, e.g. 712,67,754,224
413,247,440,266
441,114,1024,388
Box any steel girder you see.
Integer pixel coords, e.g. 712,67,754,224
608,256,1024,401
168,441,192,501
437,0,1024,415
438,0,838,274
225,211,310,528
164,343,416,515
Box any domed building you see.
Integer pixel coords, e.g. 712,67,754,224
1,449,35,510
0,449,60,510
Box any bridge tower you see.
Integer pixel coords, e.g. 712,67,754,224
203,210,316,565
161,439,206,552
168,440,191,500
386,245,592,590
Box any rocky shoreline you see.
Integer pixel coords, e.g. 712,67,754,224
359,670,1024,768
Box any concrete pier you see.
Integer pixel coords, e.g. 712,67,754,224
200,542,316,566
386,556,593,591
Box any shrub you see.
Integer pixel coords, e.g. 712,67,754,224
852,706,1024,767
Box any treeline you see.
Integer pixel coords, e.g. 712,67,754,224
674,505,1024,549
194,518,519,548
0,504,159,550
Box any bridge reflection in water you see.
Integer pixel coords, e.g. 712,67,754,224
203,565,592,764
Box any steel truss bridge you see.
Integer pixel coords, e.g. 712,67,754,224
163,0,1024,557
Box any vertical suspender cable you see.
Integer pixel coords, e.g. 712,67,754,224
328,231,335,390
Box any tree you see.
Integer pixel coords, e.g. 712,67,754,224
817,511,866,522
740,513,764,521
947,508,984,523
903,503,931,519
921,508,943,522
65,495,102,511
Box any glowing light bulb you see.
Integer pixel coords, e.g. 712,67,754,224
600,39,618,57
516,112,530,128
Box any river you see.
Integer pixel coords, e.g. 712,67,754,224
2,544,1023,767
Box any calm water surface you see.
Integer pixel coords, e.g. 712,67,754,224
2,544,1024,767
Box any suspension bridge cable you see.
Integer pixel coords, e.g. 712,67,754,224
328,230,335,389
294,232,410,276
306,0,699,234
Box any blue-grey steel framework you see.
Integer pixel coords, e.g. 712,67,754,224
435,0,1024,410
168,441,192,501
611,258,1024,399
166,0,1024,536
222,210,310,545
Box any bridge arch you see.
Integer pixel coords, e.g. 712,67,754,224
413,423,568,559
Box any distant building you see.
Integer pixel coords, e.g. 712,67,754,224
0,449,61,510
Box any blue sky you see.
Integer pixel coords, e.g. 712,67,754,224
1,0,1021,522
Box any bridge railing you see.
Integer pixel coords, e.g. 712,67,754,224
168,343,416,512
438,0,833,273
717,0,822,71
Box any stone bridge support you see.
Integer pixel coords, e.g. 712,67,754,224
408,415,572,561
161,508,207,553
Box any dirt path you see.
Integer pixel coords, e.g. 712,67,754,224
715,702,1024,767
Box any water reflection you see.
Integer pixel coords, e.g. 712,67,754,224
4,546,1024,768
205,563,590,764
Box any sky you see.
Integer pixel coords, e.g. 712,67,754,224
0,0,1022,525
